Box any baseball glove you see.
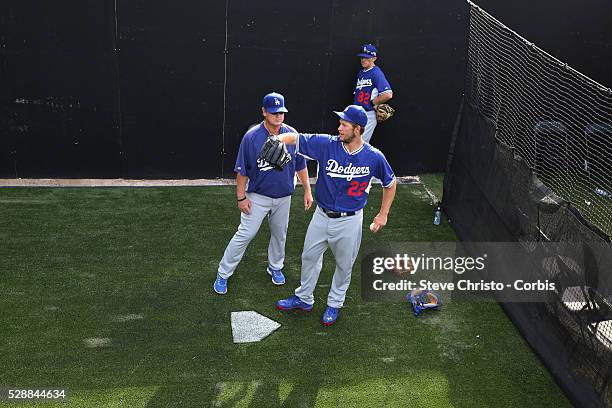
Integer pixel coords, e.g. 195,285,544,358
258,135,292,171
375,104,395,122
406,289,441,316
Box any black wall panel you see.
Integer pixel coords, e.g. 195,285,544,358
1,0,119,178
0,0,610,178
117,0,226,178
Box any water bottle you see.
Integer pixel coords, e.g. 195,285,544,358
595,187,611,198
433,204,441,226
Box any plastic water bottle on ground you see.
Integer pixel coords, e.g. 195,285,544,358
434,204,441,226
595,187,611,198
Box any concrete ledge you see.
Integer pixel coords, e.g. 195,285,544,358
0,176,420,187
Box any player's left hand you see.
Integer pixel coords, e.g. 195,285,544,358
375,104,395,122
304,192,313,211
370,213,388,233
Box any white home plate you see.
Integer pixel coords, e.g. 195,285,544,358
231,311,281,343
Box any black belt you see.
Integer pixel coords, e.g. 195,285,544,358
319,206,356,218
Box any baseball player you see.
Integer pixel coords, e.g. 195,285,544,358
213,92,313,294
272,104,397,326
353,43,393,144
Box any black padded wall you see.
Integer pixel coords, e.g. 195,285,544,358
117,0,226,178
1,0,610,178
1,0,119,178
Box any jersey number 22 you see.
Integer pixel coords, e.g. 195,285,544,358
348,181,368,197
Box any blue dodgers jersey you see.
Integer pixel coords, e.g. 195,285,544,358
234,122,307,198
353,66,392,112
296,134,395,212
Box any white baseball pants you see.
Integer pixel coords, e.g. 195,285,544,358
362,110,378,144
217,192,291,278
295,206,363,308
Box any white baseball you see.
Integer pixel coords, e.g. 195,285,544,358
370,222,376,232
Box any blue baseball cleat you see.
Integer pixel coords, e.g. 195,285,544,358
213,273,228,295
276,295,313,312
321,306,340,326
267,266,286,285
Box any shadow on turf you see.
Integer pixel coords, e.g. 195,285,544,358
144,378,321,407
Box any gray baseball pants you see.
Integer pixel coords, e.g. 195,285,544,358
295,206,363,308
362,110,378,144
218,192,291,278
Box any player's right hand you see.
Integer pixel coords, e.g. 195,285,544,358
304,192,313,211
238,198,251,215
370,213,388,233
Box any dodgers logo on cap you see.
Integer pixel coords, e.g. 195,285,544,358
263,92,289,113
357,43,378,58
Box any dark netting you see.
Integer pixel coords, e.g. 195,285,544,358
444,2,612,406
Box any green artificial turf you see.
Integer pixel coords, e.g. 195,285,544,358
0,175,570,407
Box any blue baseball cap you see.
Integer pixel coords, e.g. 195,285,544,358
357,43,378,58
334,105,367,128
262,92,288,113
